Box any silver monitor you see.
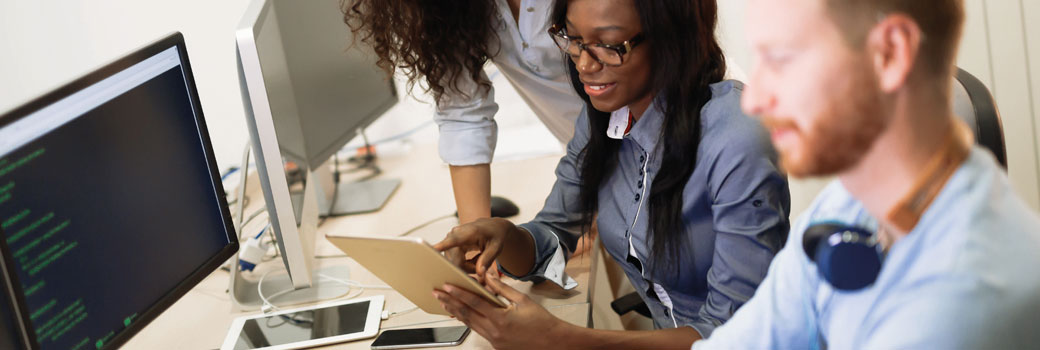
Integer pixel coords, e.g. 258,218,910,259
234,0,397,307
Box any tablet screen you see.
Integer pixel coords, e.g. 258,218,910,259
231,301,371,349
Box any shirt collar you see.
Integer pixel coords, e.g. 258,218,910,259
622,97,665,154
885,121,974,232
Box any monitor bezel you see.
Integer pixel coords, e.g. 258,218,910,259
0,32,239,350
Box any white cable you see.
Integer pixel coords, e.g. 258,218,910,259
388,306,419,318
256,270,392,314
257,269,292,314
317,273,392,290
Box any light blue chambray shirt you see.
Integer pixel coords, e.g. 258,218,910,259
693,147,1040,349
504,80,791,337
434,0,583,166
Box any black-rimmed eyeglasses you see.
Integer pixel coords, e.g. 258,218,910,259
548,24,645,67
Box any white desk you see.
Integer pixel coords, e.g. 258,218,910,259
124,142,615,349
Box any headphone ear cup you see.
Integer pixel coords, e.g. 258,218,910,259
804,224,883,291
803,223,846,260
815,235,882,291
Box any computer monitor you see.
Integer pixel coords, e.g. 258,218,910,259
0,295,20,349
234,0,399,304
0,33,239,349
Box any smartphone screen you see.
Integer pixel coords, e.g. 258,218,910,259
370,326,470,349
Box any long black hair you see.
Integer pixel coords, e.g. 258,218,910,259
553,0,727,274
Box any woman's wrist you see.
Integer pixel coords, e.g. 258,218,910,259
549,320,587,349
496,220,536,276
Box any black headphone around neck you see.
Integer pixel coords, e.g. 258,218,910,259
802,222,883,291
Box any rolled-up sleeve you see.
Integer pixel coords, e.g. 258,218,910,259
498,107,590,289
434,70,500,166
690,114,790,337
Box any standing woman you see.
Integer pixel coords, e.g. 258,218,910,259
344,0,585,225
431,0,790,348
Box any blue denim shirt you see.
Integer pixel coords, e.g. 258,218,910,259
504,80,790,337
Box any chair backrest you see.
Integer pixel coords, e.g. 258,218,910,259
952,67,1008,169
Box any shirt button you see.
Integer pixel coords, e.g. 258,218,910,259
635,193,641,202
527,6,535,12
640,155,645,162
637,180,643,188
522,42,529,49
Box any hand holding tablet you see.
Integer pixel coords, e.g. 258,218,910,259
326,235,507,316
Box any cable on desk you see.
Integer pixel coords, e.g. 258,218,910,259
235,207,268,240
387,306,420,318
227,194,249,208
310,213,458,260
256,270,393,314
249,212,454,262
398,213,457,237
317,273,392,290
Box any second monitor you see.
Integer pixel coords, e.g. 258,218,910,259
234,0,398,307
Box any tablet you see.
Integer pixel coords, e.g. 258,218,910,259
220,295,384,350
325,235,507,315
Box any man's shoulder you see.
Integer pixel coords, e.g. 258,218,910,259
941,149,1040,275
929,147,1040,254
901,147,1040,313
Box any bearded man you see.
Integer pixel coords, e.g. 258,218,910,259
692,0,1040,348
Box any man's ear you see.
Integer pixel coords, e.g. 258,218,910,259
867,13,922,93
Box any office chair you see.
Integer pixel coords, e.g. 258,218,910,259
953,67,1008,169
608,68,1009,320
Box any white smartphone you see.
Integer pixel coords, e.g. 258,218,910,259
370,326,471,349
221,295,384,350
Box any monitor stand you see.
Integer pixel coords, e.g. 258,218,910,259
322,178,401,215
228,265,352,312
293,160,400,217
229,169,352,312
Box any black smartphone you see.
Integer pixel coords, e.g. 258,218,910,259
370,326,471,349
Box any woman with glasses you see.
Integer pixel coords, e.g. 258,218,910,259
431,0,790,348
345,0,586,227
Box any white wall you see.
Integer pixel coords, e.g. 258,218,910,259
0,0,256,171
967,0,1040,211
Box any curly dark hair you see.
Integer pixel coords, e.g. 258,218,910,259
342,0,500,102
556,0,727,275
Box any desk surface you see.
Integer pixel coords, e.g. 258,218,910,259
123,142,597,349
